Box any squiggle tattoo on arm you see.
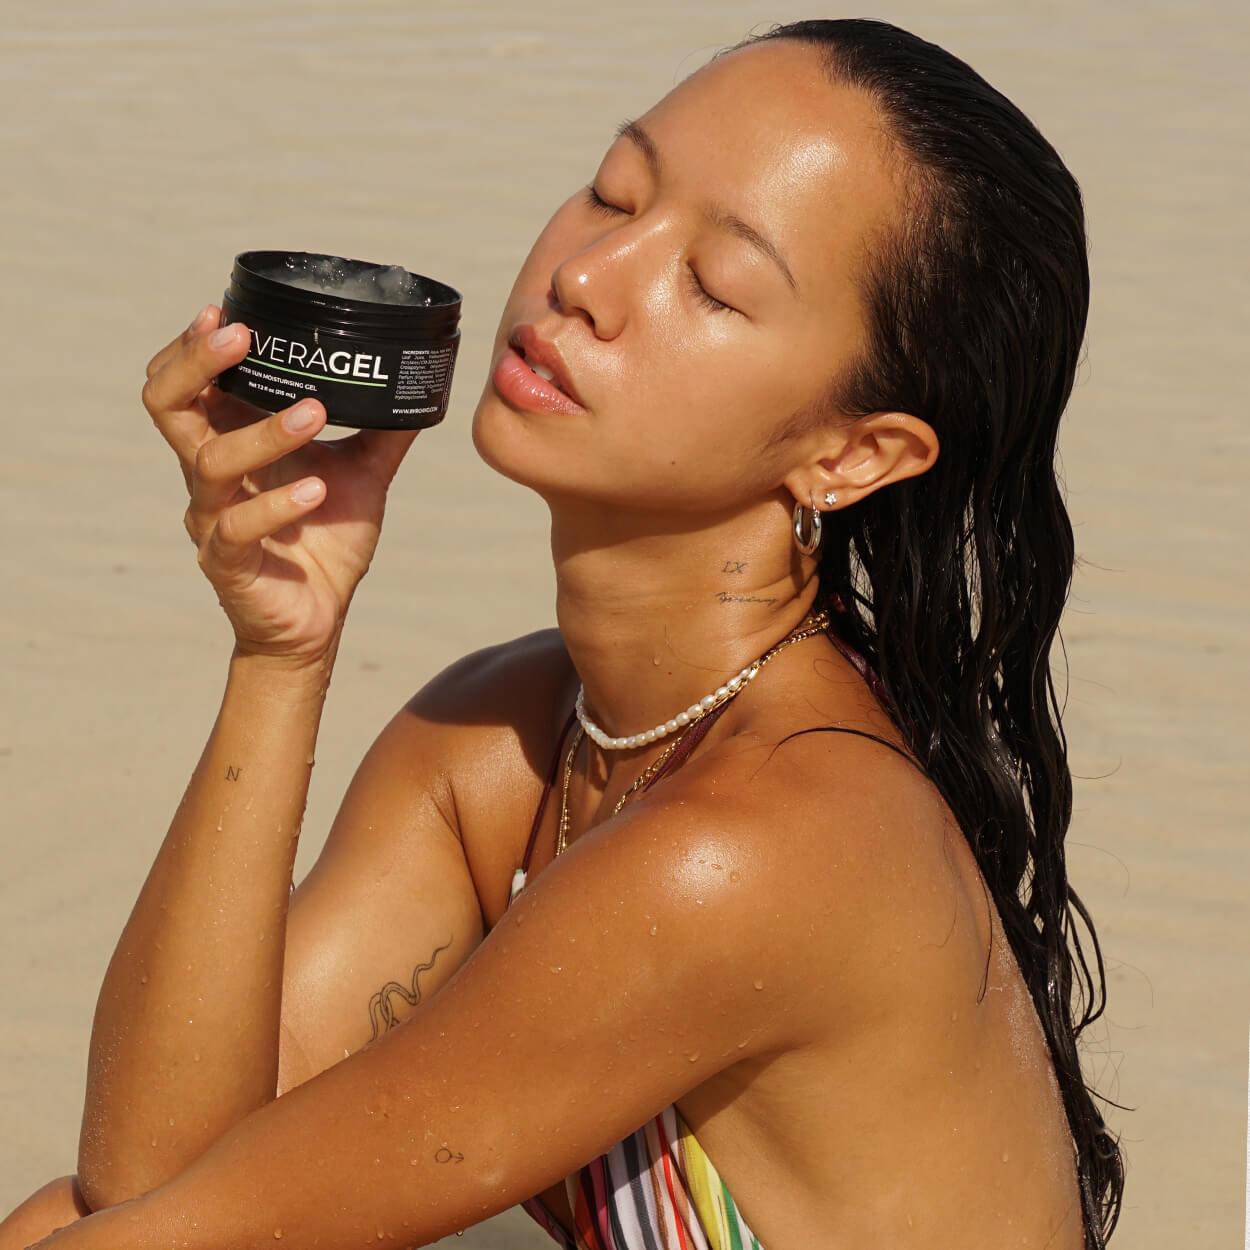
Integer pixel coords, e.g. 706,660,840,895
367,938,454,1040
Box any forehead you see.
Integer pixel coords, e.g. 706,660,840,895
633,40,900,302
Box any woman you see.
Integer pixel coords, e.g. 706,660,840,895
0,18,1122,1250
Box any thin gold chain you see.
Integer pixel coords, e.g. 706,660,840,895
554,609,830,858
553,724,584,858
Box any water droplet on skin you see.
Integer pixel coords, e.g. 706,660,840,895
140,974,148,984
1001,1151,1010,1163
729,870,740,882
306,754,315,766
549,966,562,973
273,1230,283,1240
687,1051,700,1063
168,1118,175,1127
951,1009,959,1021
150,1137,158,1147
649,925,658,936
753,979,765,990
192,1051,201,1063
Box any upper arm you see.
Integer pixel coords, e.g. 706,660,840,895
277,704,485,1092
136,730,971,1249
277,632,572,1093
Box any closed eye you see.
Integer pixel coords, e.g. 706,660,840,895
584,185,737,315
584,185,625,217
684,266,735,314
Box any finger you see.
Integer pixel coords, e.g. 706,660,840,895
145,305,222,381
345,427,421,484
188,400,327,525
142,321,252,464
200,385,280,439
200,477,327,579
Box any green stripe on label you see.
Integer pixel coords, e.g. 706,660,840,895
245,356,386,387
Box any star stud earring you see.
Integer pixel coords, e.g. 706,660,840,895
823,490,838,508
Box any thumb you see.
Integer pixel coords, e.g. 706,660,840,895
349,428,421,484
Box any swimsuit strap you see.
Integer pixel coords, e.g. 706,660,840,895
640,698,731,792
520,699,733,877
521,614,857,880
520,711,579,876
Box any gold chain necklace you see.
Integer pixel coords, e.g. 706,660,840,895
554,609,829,859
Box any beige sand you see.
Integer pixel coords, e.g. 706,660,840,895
1,4,1245,1246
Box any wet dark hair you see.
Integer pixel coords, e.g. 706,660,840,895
730,19,1124,1247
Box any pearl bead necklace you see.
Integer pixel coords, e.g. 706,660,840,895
573,609,830,751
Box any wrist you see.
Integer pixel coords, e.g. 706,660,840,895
228,640,340,701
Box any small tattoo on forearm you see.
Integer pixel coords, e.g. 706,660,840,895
721,560,748,575
716,591,778,606
225,765,242,781
434,1147,464,1164
367,937,454,1040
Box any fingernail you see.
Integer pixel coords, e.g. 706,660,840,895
283,402,318,433
210,325,238,350
188,305,212,334
291,478,323,504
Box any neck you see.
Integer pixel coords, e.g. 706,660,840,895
550,493,818,747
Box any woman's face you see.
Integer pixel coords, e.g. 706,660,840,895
472,39,900,516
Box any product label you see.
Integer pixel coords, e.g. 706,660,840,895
393,344,457,417
247,330,390,385
217,302,458,430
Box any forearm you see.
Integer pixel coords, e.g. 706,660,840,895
78,647,334,1207
58,1031,519,1250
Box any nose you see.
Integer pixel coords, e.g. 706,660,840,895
549,228,640,341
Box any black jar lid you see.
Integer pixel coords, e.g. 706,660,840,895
228,250,461,338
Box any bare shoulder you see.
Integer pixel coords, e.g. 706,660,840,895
362,629,576,909
589,718,993,1039
404,627,574,728
361,628,573,774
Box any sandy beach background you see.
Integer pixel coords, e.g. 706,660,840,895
1,3,1245,1246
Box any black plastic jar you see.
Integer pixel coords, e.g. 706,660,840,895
217,250,461,430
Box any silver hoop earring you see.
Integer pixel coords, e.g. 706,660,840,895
792,500,822,555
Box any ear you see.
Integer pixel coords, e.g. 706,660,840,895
783,411,938,512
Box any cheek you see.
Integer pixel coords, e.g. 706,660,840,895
647,331,822,446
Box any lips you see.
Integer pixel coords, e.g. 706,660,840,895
494,325,586,414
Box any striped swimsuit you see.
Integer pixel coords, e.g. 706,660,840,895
510,706,764,1250
521,1104,763,1250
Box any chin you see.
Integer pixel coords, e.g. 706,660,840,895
470,385,557,495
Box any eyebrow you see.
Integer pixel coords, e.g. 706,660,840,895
615,118,799,296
